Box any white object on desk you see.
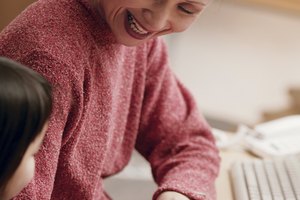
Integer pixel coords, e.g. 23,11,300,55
244,115,300,158
253,115,300,139
212,115,300,158
212,126,248,150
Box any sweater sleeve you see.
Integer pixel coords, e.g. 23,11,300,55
135,38,220,200
11,52,74,199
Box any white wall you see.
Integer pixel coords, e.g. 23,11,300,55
167,1,300,125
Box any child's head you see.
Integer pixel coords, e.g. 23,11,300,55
0,57,52,200
93,0,212,46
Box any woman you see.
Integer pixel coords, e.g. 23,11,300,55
0,0,219,199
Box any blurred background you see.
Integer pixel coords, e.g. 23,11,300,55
1,0,300,199
1,0,300,129
165,0,300,131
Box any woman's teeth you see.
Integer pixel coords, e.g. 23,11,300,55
128,13,149,35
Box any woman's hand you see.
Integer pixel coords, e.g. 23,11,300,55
157,191,190,200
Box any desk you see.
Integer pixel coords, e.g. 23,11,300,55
104,149,255,200
215,149,254,200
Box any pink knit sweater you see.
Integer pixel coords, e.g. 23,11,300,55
0,0,220,199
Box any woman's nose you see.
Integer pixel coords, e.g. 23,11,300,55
142,7,171,31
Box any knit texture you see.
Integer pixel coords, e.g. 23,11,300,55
0,0,220,199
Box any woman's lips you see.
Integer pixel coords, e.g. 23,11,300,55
124,11,152,40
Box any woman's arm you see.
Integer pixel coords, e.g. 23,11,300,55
136,38,220,200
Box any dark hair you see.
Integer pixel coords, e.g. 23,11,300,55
0,57,52,192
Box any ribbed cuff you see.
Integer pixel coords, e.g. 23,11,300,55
152,186,207,200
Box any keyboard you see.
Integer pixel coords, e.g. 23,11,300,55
230,156,300,200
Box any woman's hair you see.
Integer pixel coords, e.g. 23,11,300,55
0,57,52,192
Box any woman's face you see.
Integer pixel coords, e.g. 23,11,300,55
96,0,211,46
1,124,48,200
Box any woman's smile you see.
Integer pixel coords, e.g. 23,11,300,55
125,11,152,40
97,0,209,46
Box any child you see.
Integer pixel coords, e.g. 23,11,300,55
0,57,52,200
0,0,220,199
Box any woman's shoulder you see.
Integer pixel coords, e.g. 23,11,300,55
0,0,107,70
1,0,102,46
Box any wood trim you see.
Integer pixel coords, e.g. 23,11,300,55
251,0,300,11
229,0,300,14
0,0,35,30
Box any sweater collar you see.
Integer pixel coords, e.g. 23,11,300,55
76,0,118,45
